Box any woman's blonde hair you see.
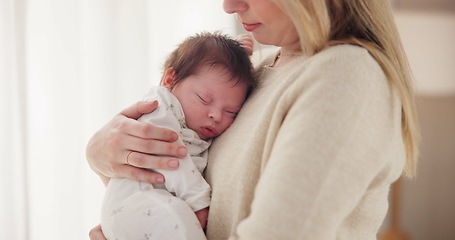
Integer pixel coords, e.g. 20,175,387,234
275,0,420,177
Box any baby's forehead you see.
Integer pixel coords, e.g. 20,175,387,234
200,64,249,84
192,64,233,79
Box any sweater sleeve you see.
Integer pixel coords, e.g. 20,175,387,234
234,47,404,239
139,87,211,212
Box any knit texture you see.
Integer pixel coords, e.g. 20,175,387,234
205,44,405,240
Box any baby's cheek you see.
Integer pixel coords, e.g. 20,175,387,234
224,119,235,130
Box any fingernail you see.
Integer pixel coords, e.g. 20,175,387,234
171,132,179,141
156,177,164,183
178,147,187,156
145,99,158,107
168,159,179,168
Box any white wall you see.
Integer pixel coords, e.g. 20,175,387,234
395,11,455,96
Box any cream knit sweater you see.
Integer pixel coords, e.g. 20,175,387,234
205,44,405,240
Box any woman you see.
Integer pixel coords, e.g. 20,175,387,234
88,0,420,239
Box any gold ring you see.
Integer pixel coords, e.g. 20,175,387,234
125,151,133,165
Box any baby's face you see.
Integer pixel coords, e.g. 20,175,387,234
168,65,247,140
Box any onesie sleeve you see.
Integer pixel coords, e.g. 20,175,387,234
234,48,404,239
139,87,211,212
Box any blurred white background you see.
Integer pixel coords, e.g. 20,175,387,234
1,0,235,239
1,0,454,239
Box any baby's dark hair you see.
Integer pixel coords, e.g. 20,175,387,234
161,31,256,94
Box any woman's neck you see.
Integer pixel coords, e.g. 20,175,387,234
271,47,301,68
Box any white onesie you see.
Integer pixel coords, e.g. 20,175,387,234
101,86,211,240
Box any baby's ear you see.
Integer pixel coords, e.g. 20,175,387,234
161,68,176,90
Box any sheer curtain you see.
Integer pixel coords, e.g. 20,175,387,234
0,0,235,239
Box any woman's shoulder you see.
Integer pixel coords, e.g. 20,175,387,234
305,44,385,82
285,44,390,100
312,44,377,68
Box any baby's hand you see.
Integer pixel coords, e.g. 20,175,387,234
195,207,209,229
236,33,254,56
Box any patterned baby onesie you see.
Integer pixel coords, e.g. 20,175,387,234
101,86,210,240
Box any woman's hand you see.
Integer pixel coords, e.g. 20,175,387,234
86,100,188,185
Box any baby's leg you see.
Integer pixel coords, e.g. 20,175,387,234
101,178,206,240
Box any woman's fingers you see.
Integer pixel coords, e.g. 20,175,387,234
116,164,167,183
119,117,179,142
124,151,181,170
123,133,186,158
95,153,171,184
115,100,179,141
86,100,188,185
120,100,159,120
